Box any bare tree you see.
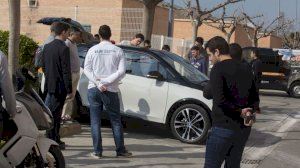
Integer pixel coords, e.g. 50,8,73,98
283,32,300,49
141,0,163,41
205,7,245,42
242,13,293,47
8,0,21,77
185,0,243,42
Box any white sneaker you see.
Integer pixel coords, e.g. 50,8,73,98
90,152,102,159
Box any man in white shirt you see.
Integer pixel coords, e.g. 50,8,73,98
61,28,82,121
84,25,132,159
119,33,144,46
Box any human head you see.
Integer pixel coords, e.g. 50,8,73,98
69,28,82,43
162,45,170,52
52,22,70,41
191,46,200,59
229,43,243,61
194,37,204,47
98,25,111,41
94,34,100,41
144,40,151,49
250,48,259,59
131,33,144,46
205,36,230,65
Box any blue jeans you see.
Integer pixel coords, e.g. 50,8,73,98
88,87,126,155
204,126,251,168
45,92,66,143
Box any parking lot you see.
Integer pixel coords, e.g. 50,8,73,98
62,90,300,168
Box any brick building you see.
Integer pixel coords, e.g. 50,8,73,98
0,0,169,43
0,0,282,49
172,19,283,48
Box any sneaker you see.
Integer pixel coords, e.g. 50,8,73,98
90,152,103,159
117,150,133,158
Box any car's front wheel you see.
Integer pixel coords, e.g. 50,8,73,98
170,104,211,144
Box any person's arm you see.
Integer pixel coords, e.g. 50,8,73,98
0,53,16,117
99,49,126,86
83,49,100,86
61,47,72,94
249,77,260,112
203,81,212,99
210,66,241,113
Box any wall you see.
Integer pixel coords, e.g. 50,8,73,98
173,19,283,48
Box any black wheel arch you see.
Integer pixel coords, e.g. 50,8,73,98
165,98,212,127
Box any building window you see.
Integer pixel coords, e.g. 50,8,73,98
27,0,38,8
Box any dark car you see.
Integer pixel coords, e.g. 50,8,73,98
243,47,300,98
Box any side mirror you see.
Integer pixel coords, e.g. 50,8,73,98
146,71,164,81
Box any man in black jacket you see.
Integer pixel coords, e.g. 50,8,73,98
250,48,263,90
203,37,260,168
42,22,72,149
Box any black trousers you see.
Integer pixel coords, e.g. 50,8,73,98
45,92,66,142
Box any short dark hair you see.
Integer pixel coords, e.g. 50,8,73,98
98,25,111,40
251,48,259,58
191,45,200,51
162,45,170,51
195,37,204,45
70,27,81,35
52,22,70,36
94,34,100,38
135,33,145,42
205,36,229,55
229,43,243,61
144,40,151,45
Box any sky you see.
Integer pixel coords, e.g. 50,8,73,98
164,0,300,30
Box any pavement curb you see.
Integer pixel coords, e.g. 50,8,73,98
60,121,82,137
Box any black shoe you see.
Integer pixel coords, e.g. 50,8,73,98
117,150,133,158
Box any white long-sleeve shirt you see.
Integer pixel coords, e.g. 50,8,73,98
84,41,126,92
0,51,16,116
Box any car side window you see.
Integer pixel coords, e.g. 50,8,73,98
124,50,169,79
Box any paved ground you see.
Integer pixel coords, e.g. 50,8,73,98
62,90,300,168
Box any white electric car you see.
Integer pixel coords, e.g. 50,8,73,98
75,44,212,144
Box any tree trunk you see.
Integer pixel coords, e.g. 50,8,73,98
142,4,156,41
8,0,20,77
192,20,200,43
226,34,232,43
253,38,258,47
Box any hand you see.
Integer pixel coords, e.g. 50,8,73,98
241,108,253,118
99,85,107,92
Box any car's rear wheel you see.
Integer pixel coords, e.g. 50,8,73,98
288,81,300,98
170,104,211,144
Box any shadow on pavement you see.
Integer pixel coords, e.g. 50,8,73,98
246,128,282,148
259,90,290,98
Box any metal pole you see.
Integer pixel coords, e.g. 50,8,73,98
74,6,78,21
8,0,21,77
167,0,174,37
296,0,298,31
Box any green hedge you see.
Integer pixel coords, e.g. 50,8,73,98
0,30,38,68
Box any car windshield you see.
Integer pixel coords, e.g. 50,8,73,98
156,51,209,83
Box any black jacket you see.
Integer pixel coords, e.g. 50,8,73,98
250,58,263,87
42,39,72,94
203,59,260,130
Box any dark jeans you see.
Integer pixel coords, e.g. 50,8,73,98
45,92,66,143
88,87,126,155
204,126,251,168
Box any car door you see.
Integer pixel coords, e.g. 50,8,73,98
119,50,169,123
